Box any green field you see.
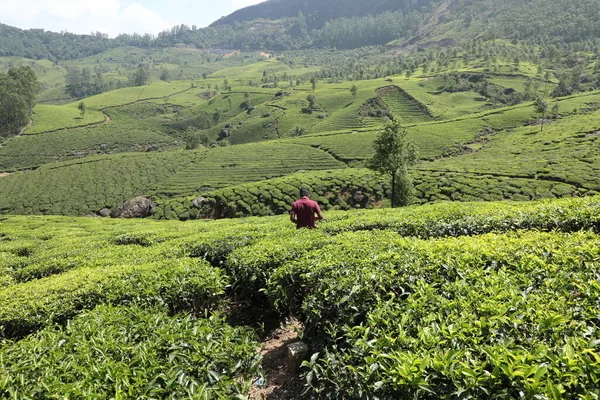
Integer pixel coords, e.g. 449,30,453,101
1,197,600,398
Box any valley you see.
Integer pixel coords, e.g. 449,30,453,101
1,0,600,398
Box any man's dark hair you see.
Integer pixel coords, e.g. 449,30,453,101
300,188,310,197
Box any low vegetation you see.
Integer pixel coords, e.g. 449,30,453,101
1,196,600,397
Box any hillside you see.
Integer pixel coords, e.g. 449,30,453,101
3,0,600,397
211,0,435,28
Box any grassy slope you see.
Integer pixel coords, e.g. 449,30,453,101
2,47,600,217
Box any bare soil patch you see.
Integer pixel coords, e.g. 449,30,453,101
0,172,11,178
249,318,316,400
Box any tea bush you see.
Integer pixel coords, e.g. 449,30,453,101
0,305,261,399
0,258,227,338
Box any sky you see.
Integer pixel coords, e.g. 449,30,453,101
0,0,266,37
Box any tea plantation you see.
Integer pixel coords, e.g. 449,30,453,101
1,196,599,398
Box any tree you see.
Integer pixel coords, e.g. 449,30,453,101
310,76,317,92
368,120,419,208
78,101,86,118
350,84,358,99
551,103,560,119
160,69,170,82
291,126,307,136
533,95,549,131
306,94,316,113
129,64,149,87
0,66,38,137
212,108,222,124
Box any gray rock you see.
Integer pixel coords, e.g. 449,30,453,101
192,196,207,209
98,208,111,217
287,341,309,373
117,197,154,218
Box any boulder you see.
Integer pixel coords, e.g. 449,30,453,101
287,341,309,373
116,197,154,218
192,196,208,209
97,208,111,217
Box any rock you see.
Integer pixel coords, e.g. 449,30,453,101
238,121,244,126
287,341,309,373
317,114,328,119
263,112,271,118
225,123,233,129
145,144,159,152
219,129,230,139
97,208,111,217
247,107,255,114
192,196,207,209
99,144,107,150
275,91,284,97
116,197,154,218
353,190,366,204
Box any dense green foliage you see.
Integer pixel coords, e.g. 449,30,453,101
368,120,419,207
0,306,260,399
211,0,434,28
0,66,37,137
3,197,600,397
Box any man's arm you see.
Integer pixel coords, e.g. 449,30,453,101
290,202,298,224
315,203,324,221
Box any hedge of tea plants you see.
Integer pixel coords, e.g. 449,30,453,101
2,196,600,397
154,167,590,221
0,306,261,399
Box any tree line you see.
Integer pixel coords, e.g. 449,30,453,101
0,66,37,138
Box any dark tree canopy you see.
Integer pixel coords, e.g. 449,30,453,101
0,66,38,138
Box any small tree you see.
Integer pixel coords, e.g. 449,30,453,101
368,120,419,208
533,95,549,131
77,101,86,118
310,76,317,92
291,126,306,136
350,84,358,99
212,108,222,124
306,94,316,113
160,69,170,82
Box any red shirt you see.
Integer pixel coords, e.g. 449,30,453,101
291,197,322,229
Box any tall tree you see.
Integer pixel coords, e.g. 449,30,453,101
368,120,419,208
533,95,549,131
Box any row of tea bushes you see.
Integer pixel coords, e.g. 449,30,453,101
152,168,590,221
0,305,261,399
227,229,600,398
0,258,227,339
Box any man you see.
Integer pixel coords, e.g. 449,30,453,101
290,188,324,229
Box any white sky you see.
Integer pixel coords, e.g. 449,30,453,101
0,0,265,37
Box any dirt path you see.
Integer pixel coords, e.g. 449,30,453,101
249,319,315,400
0,172,12,178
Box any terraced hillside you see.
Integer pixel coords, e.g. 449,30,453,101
1,35,600,219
